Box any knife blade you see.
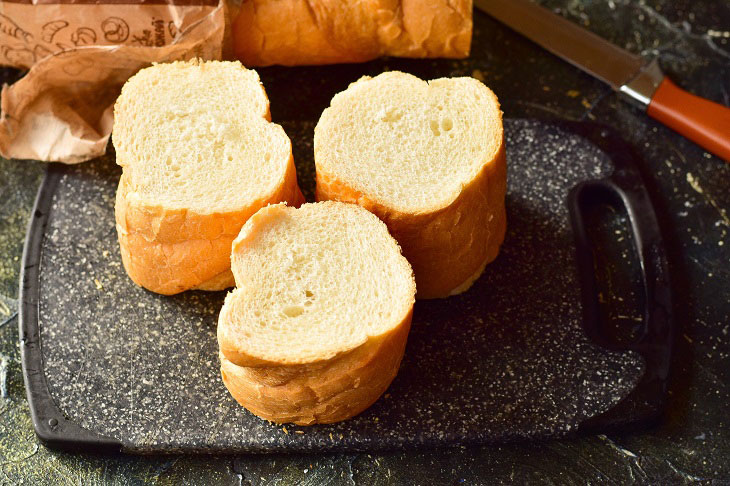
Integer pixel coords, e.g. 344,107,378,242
475,0,730,162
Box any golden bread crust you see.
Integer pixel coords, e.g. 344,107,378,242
220,308,412,425
232,0,472,66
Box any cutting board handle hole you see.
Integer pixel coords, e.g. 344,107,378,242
568,181,647,350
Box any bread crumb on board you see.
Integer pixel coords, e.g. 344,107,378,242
471,69,485,82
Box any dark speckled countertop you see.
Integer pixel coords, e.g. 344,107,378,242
1,0,729,483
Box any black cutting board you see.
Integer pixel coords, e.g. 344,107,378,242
19,118,673,453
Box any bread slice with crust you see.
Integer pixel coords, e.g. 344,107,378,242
217,201,415,424
314,71,506,299
113,59,303,295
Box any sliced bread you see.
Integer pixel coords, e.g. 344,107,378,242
217,201,415,424
113,59,304,295
314,71,507,299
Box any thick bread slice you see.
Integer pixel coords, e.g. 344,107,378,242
314,71,506,299
217,201,415,424
233,0,472,67
219,315,410,424
113,59,304,295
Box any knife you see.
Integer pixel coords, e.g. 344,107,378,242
475,0,730,162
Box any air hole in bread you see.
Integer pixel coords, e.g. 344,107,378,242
227,155,233,162
282,305,304,318
430,120,440,137
264,153,271,162
441,118,453,131
381,108,402,123
304,290,314,298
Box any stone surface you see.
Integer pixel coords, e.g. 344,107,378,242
1,0,729,482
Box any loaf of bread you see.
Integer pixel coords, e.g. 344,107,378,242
314,71,506,299
218,201,415,424
232,0,472,66
113,60,303,295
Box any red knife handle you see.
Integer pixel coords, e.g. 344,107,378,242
647,78,730,162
